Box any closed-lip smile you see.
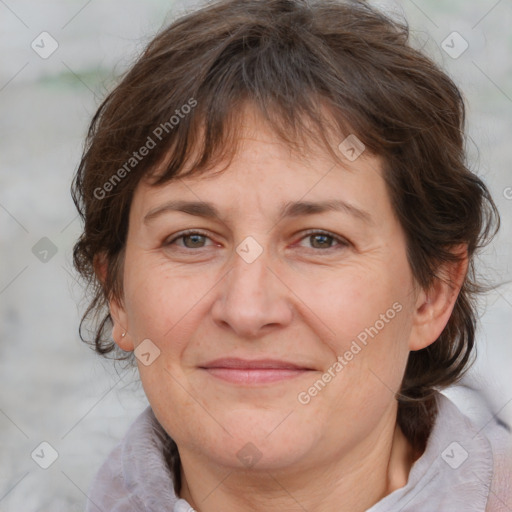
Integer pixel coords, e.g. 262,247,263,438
199,358,314,385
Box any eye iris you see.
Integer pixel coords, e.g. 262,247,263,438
176,232,339,250
310,234,332,249
183,234,206,248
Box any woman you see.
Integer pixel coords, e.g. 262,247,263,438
71,0,511,510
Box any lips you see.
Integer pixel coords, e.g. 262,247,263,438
200,358,313,385
201,358,311,370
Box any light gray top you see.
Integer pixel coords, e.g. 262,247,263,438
85,391,511,512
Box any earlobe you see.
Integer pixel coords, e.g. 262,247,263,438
110,297,134,351
409,246,468,351
94,253,134,352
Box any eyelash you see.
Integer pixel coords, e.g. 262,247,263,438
164,229,350,253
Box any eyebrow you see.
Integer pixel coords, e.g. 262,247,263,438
143,199,373,225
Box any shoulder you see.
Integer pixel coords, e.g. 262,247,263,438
85,406,178,512
485,421,512,512
85,440,143,512
440,385,512,512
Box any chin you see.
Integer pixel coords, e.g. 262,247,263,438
196,413,322,470
204,438,314,471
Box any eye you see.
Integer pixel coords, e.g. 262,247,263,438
164,230,215,249
295,230,350,251
164,229,350,252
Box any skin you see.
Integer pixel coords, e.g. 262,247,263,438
106,105,467,512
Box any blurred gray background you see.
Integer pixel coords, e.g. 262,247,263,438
0,0,511,510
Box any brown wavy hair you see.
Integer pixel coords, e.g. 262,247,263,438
71,0,500,453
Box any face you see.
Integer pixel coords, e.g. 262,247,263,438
110,107,440,472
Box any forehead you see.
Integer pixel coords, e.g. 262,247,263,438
130,106,389,226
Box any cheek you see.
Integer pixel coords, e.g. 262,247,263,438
300,264,413,400
123,255,205,341
300,267,407,347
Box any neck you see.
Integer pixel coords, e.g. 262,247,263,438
178,410,419,512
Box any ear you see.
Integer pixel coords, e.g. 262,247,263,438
93,252,134,352
409,245,468,351
109,297,135,352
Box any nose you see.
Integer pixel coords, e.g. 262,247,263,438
210,242,293,340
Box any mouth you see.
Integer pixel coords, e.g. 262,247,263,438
199,358,315,385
